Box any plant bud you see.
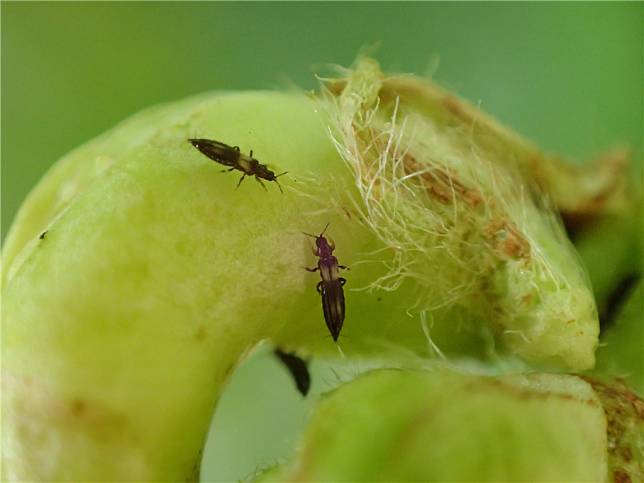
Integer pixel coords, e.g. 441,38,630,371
260,368,642,482
3,59,612,479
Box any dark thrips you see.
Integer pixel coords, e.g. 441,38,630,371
273,348,311,396
39,230,48,240
304,223,348,342
188,138,286,192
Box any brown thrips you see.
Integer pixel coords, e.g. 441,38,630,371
273,348,311,396
304,224,348,342
188,138,286,192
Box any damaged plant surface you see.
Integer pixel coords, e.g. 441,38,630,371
2,58,641,481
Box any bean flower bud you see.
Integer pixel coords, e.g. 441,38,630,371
2,59,634,480
258,368,643,482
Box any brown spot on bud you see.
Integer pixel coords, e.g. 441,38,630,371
485,218,530,260
403,154,482,207
613,469,631,483
71,398,86,417
195,326,207,342
582,377,643,482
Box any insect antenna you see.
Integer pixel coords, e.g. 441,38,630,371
303,222,331,239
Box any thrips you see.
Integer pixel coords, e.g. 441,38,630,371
188,138,286,192
304,224,348,342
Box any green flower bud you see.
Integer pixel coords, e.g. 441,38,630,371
260,368,642,482
3,59,607,479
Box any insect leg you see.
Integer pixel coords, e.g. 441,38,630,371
249,149,254,157
316,281,323,294
236,174,246,189
304,266,319,272
220,168,235,173
339,278,347,286
255,177,268,192
275,179,284,194
233,146,240,151
338,265,350,270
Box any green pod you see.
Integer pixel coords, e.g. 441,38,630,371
260,368,642,482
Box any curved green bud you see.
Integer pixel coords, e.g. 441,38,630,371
2,91,358,481
3,59,602,479
259,368,615,482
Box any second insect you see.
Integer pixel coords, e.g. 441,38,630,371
304,224,348,342
189,138,286,192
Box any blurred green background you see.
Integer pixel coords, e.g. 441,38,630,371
2,3,642,482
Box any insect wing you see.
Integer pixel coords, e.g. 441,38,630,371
320,280,345,341
189,139,239,167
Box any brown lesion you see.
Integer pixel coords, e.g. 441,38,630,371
402,154,482,207
485,218,531,261
4,372,130,447
71,398,87,417
323,64,635,236
388,77,632,228
613,469,632,483
194,325,207,342
582,377,644,482
466,377,600,407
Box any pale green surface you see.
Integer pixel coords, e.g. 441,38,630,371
263,369,608,482
2,91,360,480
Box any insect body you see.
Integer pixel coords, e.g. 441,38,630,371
304,224,348,342
188,138,286,192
